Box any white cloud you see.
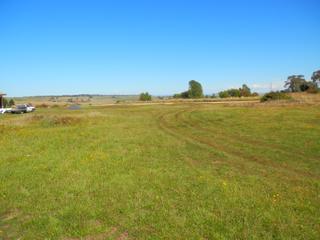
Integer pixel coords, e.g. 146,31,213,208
251,81,284,92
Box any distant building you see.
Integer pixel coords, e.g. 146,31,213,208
0,92,6,108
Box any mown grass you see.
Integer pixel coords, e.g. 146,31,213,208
0,103,319,239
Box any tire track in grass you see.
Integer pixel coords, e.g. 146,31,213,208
177,108,320,178
188,108,320,164
157,108,264,173
177,109,320,179
158,107,319,179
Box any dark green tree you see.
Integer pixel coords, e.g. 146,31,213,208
8,99,15,107
173,93,181,98
139,92,152,101
3,98,8,107
218,91,229,98
188,80,203,98
228,88,241,97
181,91,189,98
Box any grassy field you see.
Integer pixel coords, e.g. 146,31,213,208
11,94,261,107
0,102,319,239
12,95,141,106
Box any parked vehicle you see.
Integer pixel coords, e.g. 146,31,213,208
11,104,35,114
0,108,12,114
26,104,36,112
11,105,28,114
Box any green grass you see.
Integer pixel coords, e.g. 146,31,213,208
0,104,319,239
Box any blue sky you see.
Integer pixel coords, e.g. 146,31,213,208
0,0,319,96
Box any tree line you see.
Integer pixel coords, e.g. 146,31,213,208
173,81,258,99
284,70,320,93
139,80,206,101
138,69,319,101
217,84,258,98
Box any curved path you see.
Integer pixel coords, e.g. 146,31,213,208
157,106,319,179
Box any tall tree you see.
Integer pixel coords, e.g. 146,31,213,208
240,84,251,97
9,99,15,107
188,80,203,98
2,98,8,107
311,70,320,85
284,75,306,92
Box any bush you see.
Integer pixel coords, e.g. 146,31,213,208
218,84,258,98
218,91,229,98
305,82,319,94
260,91,292,102
36,103,49,108
139,92,152,101
9,99,15,106
173,93,181,99
218,89,243,98
306,86,319,94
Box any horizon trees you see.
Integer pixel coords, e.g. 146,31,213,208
139,92,152,101
218,84,258,98
2,98,15,107
284,75,307,92
284,72,319,93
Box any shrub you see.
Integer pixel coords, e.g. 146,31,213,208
219,91,229,98
173,93,181,99
306,86,319,94
218,84,258,98
36,103,49,108
260,91,292,102
227,88,241,97
181,91,189,98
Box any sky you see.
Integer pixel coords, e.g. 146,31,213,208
0,0,319,96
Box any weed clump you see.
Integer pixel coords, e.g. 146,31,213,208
36,115,82,127
36,103,49,108
49,116,81,126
